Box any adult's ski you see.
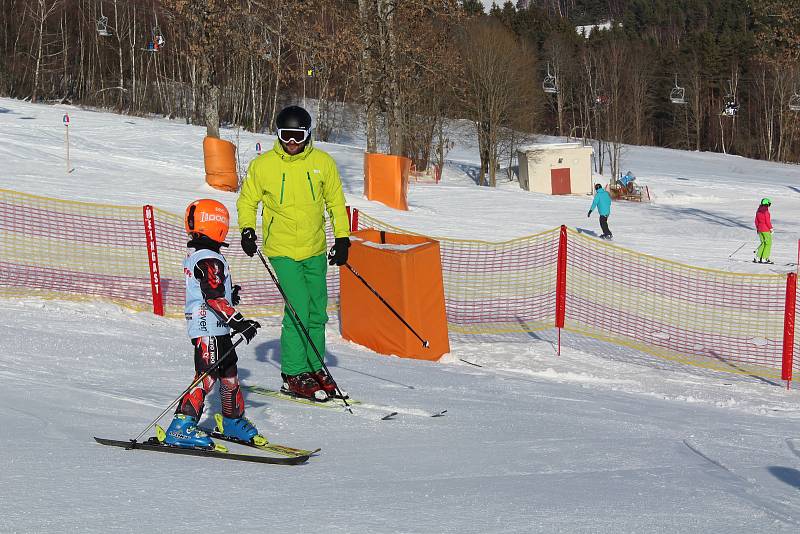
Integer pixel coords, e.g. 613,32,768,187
94,437,310,465
244,384,447,419
244,384,361,410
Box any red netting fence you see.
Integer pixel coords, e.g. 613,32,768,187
0,189,339,320
352,210,797,382
0,189,795,383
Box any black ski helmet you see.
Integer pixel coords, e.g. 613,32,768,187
276,105,312,131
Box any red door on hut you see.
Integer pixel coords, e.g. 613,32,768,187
550,168,571,195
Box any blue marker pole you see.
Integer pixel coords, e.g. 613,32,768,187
255,142,262,155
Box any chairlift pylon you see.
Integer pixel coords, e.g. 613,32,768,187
669,74,686,104
543,63,558,94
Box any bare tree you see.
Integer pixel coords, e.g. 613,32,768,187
28,0,62,102
457,18,539,187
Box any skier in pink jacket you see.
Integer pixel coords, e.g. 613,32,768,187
754,198,773,264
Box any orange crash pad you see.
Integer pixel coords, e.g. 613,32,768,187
203,136,239,192
340,229,450,360
363,153,412,210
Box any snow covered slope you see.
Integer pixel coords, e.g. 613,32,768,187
2,98,800,533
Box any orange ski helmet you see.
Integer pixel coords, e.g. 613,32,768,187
184,199,229,242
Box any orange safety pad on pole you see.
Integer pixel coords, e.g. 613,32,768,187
363,153,412,210
203,136,239,192
340,229,450,360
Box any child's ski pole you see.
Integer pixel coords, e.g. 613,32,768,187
128,333,248,448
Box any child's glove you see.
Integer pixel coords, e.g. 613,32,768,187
231,285,241,306
228,313,261,343
587,211,592,217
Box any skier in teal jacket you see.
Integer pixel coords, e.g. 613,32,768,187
587,183,612,239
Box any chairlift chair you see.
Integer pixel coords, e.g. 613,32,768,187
669,75,686,104
594,94,609,107
543,75,558,94
96,15,111,37
670,86,686,104
543,64,558,94
722,98,739,117
721,80,738,117
789,93,800,112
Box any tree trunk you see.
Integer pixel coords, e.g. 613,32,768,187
379,0,403,155
358,0,378,153
32,1,46,102
114,0,124,110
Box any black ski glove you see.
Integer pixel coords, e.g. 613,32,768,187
228,312,261,344
587,211,592,218
328,237,351,266
241,228,258,257
231,284,241,306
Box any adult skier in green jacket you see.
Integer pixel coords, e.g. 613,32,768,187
237,105,350,401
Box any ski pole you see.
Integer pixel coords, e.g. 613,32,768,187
728,242,747,258
128,333,248,448
255,249,353,413
344,262,430,348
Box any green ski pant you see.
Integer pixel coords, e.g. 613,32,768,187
269,254,328,376
756,231,772,261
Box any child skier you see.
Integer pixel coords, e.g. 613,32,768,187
754,198,774,264
163,199,264,449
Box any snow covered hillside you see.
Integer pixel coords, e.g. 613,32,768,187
2,98,800,533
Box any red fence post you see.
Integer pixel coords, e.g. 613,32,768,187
555,225,568,355
142,205,164,316
351,207,360,232
782,272,796,388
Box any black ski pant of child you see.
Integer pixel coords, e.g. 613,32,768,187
599,215,612,237
177,334,244,420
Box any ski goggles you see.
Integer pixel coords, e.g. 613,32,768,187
277,128,309,144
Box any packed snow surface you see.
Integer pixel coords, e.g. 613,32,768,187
1,98,800,533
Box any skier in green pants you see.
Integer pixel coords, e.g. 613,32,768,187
237,105,351,401
754,198,774,264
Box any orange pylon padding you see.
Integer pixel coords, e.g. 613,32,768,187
363,152,412,210
340,229,450,360
203,136,239,192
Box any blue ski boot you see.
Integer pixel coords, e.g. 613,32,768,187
215,413,267,446
162,414,214,449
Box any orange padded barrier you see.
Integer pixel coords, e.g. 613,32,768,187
340,229,450,360
203,136,239,192
363,153,412,210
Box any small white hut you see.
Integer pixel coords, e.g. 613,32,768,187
517,142,594,195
